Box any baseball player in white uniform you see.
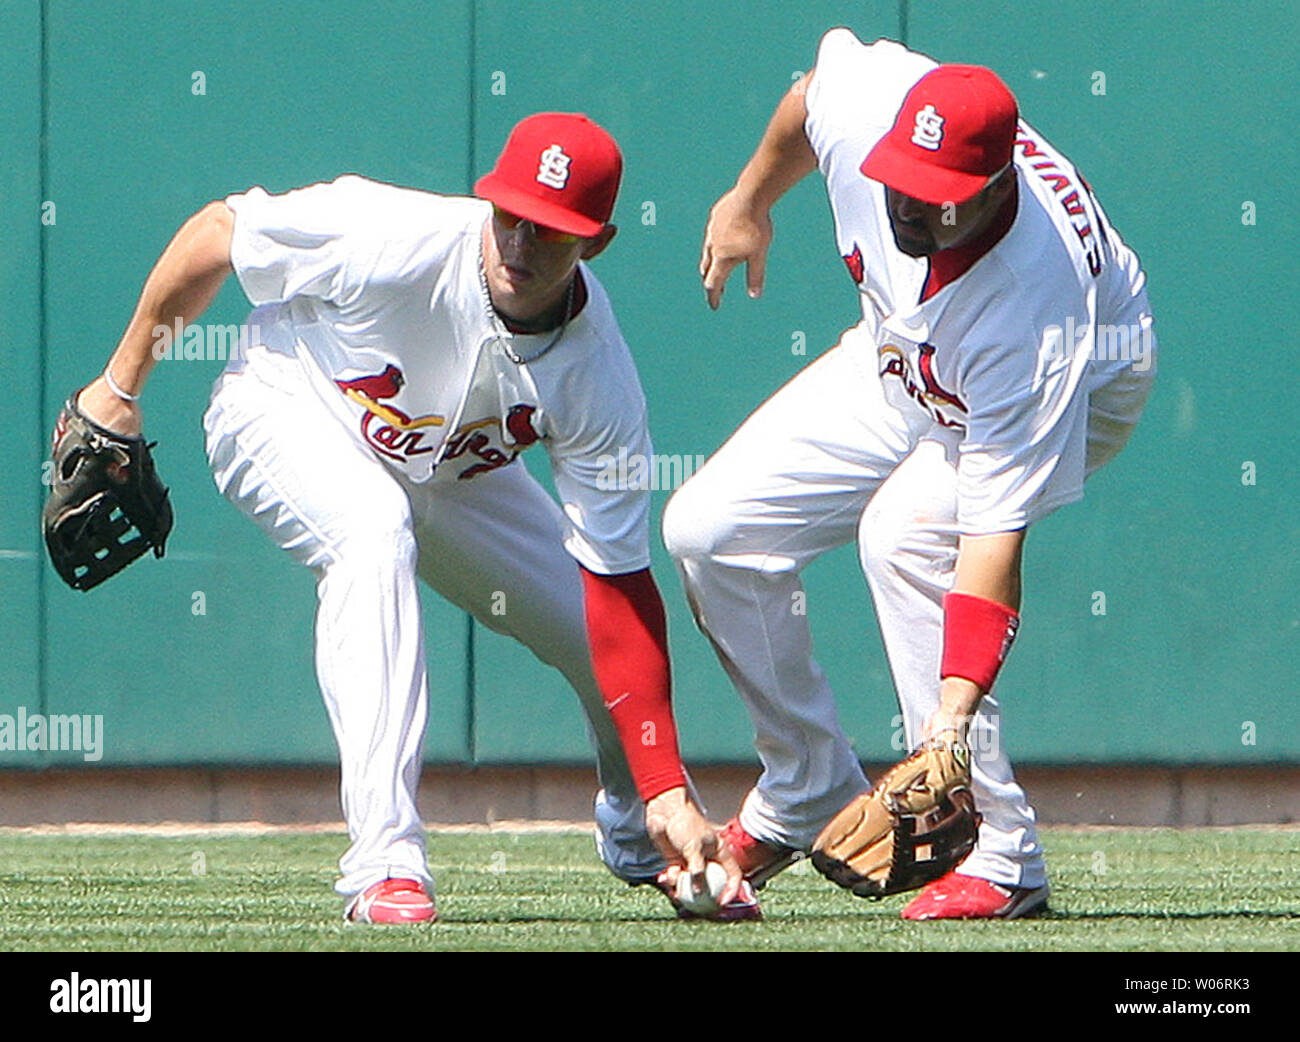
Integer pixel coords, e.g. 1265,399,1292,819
73,113,749,923
666,29,1156,918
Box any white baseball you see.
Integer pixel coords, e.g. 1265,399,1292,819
674,861,730,915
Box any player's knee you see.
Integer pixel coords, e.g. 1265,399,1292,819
858,496,958,583
334,524,418,574
662,479,733,561
327,485,418,573
857,495,912,576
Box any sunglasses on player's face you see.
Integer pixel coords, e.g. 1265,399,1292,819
492,205,583,244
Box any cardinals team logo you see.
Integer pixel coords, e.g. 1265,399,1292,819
878,342,966,429
536,144,572,189
842,244,865,284
442,404,540,480
504,403,540,447
916,343,965,411
335,365,445,462
910,104,945,151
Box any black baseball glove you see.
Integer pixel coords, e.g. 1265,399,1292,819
42,393,173,591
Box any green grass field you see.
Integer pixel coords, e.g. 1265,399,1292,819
1,826,1296,951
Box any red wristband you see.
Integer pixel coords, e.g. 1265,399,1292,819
940,591,1020,693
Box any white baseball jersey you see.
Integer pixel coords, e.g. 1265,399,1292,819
805,28,1155,535
223,175,652,574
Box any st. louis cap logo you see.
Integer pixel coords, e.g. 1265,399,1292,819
536,144,572,189
910,104,945,151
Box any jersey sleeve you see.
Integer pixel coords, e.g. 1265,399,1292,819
804,29,937,166
225,175,475,308
539,313,654,576
955,283,1094,534
546,394,654,575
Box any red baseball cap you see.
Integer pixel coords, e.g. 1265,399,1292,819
861,64,1018,205
474,112,622,238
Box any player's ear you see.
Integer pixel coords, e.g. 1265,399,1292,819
581,223,617,260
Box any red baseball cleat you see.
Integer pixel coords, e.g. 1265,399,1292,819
719,817,804,889
900,871,1049,921
345,877,438,924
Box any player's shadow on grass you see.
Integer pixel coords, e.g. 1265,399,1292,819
381,907,1300,927
440,915,693,925
1049,910,1300,921
731,908,1300,923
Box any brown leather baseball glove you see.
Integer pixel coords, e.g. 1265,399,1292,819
810,736,981,898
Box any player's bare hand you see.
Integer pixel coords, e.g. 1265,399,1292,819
645,786,743,904
922,678,984,747
922,710,972,748
699,187,773,311
76,376,143,437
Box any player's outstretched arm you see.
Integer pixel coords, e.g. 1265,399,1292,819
700,71,818,310
78,201,235,435
581,566,742,902
924,528,1027,743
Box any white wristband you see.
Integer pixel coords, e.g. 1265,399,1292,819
103,366,141,402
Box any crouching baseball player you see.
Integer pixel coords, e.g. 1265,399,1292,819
664,29,1157,919
44,113,752,923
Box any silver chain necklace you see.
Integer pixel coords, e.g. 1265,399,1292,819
479,249,576,365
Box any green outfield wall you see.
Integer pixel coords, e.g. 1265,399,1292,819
2,1,1295,771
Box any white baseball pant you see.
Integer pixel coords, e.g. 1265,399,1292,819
664,323,1151,888
202,344,664,899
